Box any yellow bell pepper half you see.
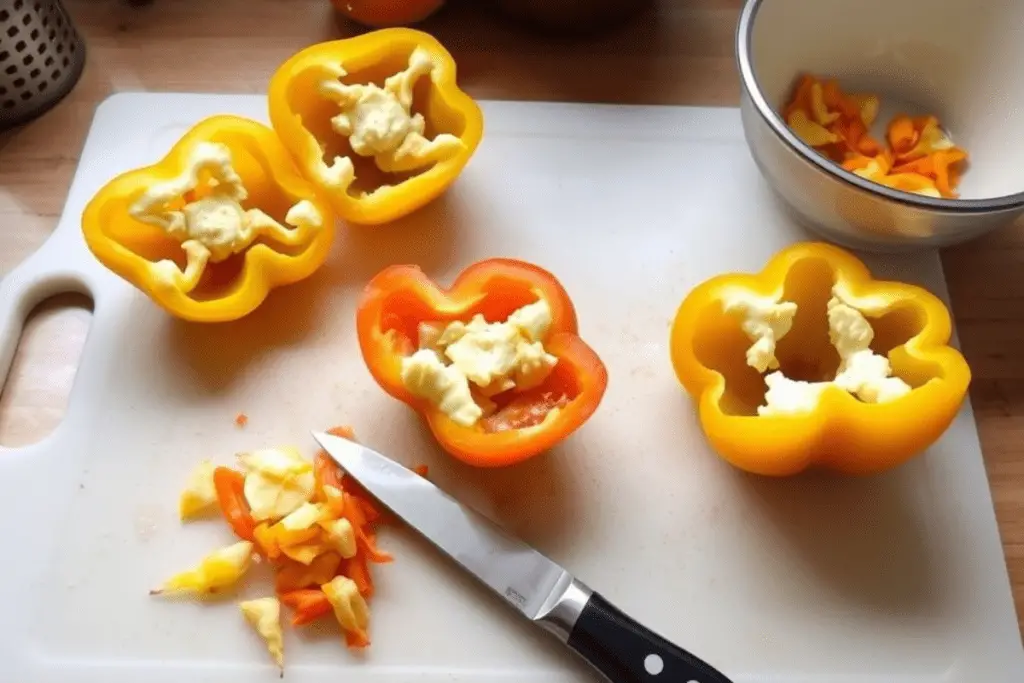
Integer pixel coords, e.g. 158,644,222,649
81,115,336,323
669,242,971,476
267,28,484,225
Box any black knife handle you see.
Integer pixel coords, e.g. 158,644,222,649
566,592,734,683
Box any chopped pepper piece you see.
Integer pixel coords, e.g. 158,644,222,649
214,467,258,542
239,598,285,673
322,575,371,648
81,115,335,322
281,539,335,565
313,425,356,500
179,460,218,521
280,588,333,626
238,447,317,522
268,28,483,225
356,258,608,467
254,518,321,560
669,242,971,476
891,115,954,162
787,110,840,147
151,541,255,595
887,114,918,155
275,552,342,592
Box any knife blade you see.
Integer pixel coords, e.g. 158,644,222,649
312,431,735,683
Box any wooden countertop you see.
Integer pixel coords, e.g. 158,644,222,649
0,0,1020,636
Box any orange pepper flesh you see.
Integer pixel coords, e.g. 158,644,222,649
344,493,393,564
331,0,445,28
890,156,933,176
213,466,256,542
267,28,483,225
280,589,333,626
669,242,971,476
314,426,350,498
356,258,609,467
933,149,967,197
782,75,968,198
279,585,370,646
887,114,918,154
276,553,342,593
783,74,816,122
344,555,374,598
346,626,371,649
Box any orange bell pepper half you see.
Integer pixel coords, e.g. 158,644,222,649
213,467,256,542
356,258,609,467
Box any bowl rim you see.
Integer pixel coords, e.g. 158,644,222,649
735,0,1024,214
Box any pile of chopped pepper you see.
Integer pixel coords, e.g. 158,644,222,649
784,74,968,198
153,426,414,674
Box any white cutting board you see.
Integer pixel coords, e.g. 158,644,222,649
0,93,1021,683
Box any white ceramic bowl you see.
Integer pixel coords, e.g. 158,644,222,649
737,0,1024,251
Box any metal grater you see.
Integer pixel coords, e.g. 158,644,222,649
0,0,85,130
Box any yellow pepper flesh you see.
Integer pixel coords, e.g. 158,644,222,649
669,242,971,476
267,28,483,225
81,115,336,323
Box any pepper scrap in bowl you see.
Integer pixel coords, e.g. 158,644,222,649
783,75,969,199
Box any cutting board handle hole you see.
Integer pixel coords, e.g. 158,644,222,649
0,293,93,448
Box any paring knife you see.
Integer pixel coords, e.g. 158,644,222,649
311,432,735,683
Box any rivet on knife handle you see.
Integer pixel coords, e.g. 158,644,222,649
564,589,734,683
